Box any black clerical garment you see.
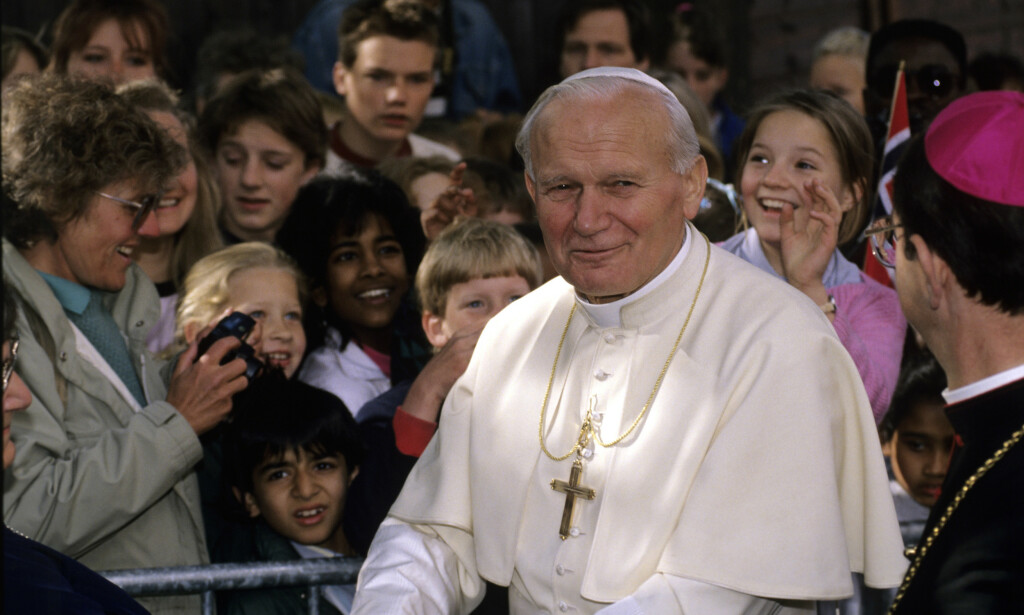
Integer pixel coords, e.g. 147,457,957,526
892,377,1024,613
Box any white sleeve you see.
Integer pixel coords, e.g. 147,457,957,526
351,518,485,615
596,574,818,615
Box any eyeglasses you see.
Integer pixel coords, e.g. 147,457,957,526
863,216,905,269
94,191,162,232
869,64,960,100
2,338,19,394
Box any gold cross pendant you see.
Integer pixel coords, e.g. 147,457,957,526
550,458,596,540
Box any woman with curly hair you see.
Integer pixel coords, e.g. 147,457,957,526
2,74,250,615
117,79,223,353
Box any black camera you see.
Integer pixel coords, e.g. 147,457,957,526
194,312,264,381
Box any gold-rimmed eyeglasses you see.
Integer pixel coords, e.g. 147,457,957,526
2,338,19,394
863,216,905,269
94,191,162,232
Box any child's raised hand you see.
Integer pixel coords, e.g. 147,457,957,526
420,162,477,241
779,178,842,294
400,323,483,424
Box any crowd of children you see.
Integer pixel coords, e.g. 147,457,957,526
2,0,1022,613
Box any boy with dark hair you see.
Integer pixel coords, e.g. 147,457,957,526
326,0,460,171
218,374,364,615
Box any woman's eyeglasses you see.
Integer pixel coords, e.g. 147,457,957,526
863,216,905,269
94,191,162,232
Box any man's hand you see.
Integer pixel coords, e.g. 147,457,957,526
165,334,250,435
421,162,477,242
401,325,482,423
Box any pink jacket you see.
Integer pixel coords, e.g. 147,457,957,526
831,274,905,424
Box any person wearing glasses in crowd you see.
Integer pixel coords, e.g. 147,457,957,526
864,91,1024,613
2,74,250,615
862,19,967,154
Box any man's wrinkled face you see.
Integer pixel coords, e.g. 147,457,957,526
526,90,705,304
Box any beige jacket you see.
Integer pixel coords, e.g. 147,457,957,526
3,240,207,615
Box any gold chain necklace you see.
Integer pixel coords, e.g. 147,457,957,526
538,238,710,461
888,421,1024,613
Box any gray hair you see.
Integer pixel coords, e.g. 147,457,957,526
515,70,701,179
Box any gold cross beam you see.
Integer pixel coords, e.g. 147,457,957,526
550,458,596,540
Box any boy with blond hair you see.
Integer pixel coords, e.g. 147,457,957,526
344,217,542,553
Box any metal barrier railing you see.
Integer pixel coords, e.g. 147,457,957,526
101,558,364,615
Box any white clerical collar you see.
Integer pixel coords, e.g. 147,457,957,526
576,228,691,328
943,363,1024,405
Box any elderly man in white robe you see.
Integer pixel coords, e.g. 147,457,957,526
351,67,907,614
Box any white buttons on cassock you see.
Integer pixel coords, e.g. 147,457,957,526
593,369,610,381
558,601,569,612
603,332,616,344
569,527,580,538
555,564,565,575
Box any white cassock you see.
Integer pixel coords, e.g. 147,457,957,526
352,225,907,614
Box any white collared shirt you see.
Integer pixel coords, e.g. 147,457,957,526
943,363,1024,405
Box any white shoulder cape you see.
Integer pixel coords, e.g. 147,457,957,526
389,229,906,602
